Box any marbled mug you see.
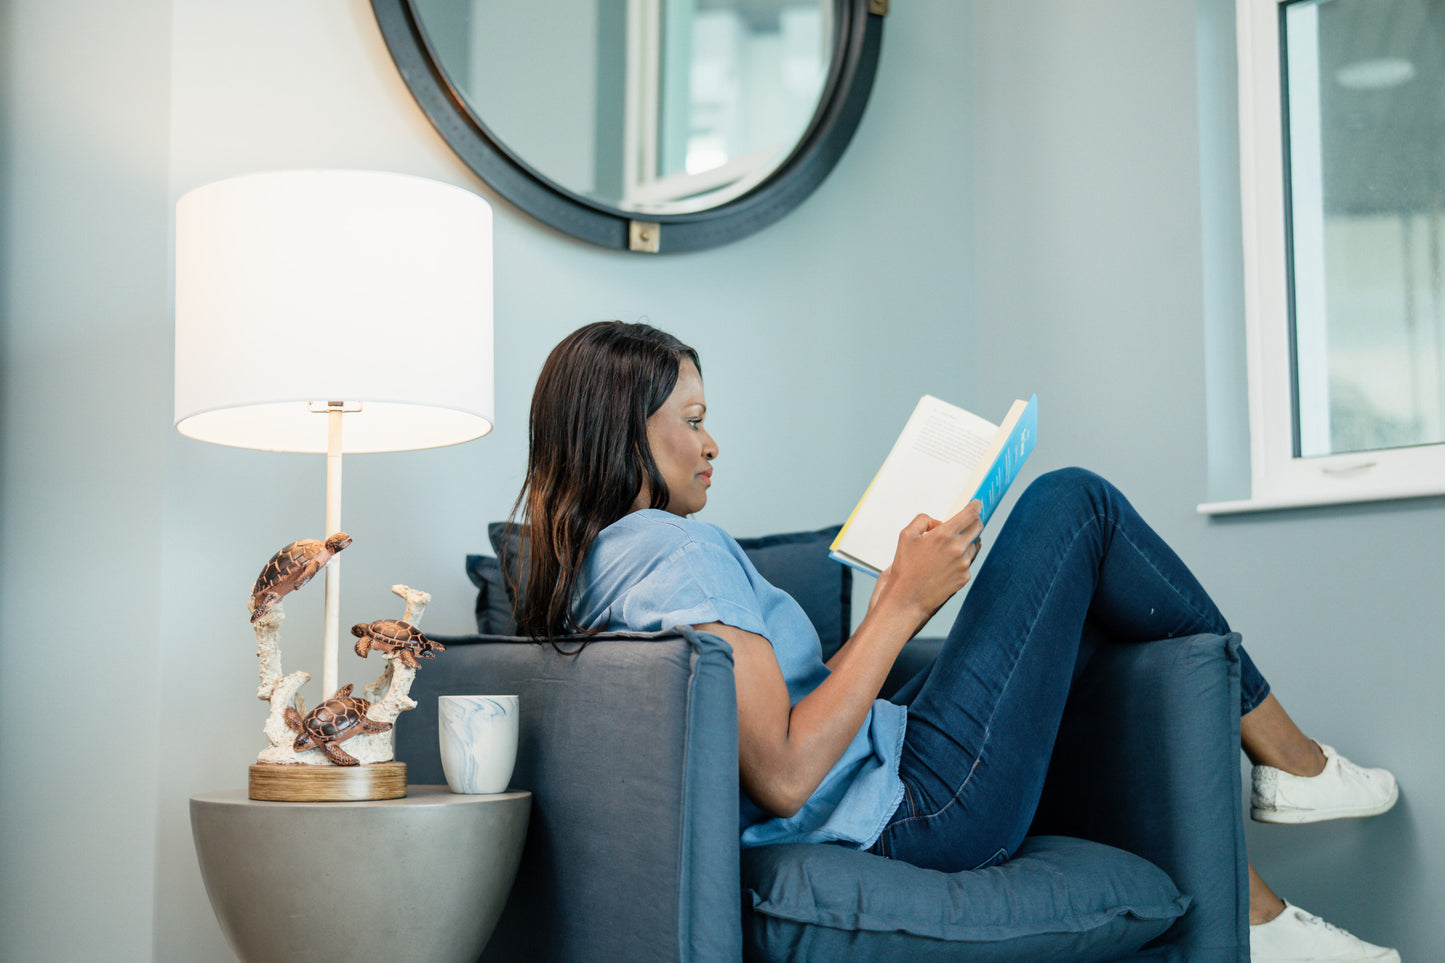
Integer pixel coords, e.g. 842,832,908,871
438,695,519,794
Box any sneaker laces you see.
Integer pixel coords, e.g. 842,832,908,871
1336,754,1373,781
1291,905,1349,938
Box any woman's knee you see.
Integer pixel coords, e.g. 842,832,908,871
1019,467,1112,510
990,468,1127,555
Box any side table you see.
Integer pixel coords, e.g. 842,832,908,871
191,785,530,962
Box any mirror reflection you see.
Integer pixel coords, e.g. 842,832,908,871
411,0,834,215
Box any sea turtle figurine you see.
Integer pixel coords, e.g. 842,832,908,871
249,532,353,623
284,683,391,766
352,619,446,670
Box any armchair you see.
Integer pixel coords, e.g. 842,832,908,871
401,526,1248,961
395,628,1249,962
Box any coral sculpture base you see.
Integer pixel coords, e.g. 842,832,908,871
248,762,407,802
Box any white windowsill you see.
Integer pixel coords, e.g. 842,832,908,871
1198,485,1445,515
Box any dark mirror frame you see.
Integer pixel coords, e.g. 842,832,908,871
370,0,886,254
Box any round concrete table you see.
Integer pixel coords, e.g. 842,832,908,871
191,786,529,963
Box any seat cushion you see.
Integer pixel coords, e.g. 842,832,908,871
741,836,1189,963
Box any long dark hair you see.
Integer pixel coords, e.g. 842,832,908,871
510,321,701,639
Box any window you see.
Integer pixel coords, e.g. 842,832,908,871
1215,0,1445,513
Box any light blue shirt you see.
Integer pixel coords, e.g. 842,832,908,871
574,509,906,850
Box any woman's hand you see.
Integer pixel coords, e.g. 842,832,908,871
872,500,984,632
713,504,983,819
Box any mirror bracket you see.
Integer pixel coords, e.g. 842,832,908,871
629,221,662,254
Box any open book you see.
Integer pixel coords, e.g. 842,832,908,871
829,393,1038,575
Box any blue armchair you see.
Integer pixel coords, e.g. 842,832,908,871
398,627,1254,954
397,531,1249,961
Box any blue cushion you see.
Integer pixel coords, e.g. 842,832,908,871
733,526,849,658
464,553,517,635
487,521,528,601
474,522,850,654
741,836,1189,963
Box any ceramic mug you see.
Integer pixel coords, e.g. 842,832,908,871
438,695,519,794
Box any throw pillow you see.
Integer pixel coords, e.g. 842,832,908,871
464,553,518,635
487,521,529,602
477,522,850,654
733,526,849,660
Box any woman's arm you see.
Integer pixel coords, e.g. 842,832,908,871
701,501,984,818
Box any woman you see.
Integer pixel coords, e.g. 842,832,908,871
513,321,1400,962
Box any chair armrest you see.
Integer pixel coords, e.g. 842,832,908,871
399,628,742,963
1032,632,1249,962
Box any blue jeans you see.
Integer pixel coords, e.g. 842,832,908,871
868,468,1270,872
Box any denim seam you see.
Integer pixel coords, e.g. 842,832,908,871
1240,675,1271,714
1106,518,1228,638
889,502,1229,833
887,514,1104,831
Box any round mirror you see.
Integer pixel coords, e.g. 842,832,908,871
371,0,885,253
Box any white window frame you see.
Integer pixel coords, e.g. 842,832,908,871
1201,0,1445,515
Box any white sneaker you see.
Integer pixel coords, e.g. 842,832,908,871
1251,901,1399,962
1252,743,1398,824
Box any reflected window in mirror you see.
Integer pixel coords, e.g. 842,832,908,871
409,0,832,215
371,0,883,252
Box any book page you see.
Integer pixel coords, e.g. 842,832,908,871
916,408,993,468
835,396,999,573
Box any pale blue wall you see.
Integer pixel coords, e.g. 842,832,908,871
2,0,972,960
1,1,1438,961
0,0,171,958
973,3,1443,959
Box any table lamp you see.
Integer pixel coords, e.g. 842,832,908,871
174,169,493,797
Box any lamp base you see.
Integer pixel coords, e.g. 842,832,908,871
248,762,407,802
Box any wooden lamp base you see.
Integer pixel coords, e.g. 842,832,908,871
248,762,407,802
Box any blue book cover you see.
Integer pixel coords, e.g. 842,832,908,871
830,394,1037,575
973,393,1037,527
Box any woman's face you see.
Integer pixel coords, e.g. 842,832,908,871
636,358,716,516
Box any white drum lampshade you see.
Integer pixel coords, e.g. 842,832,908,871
175,169,494,452
174,169,494,703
